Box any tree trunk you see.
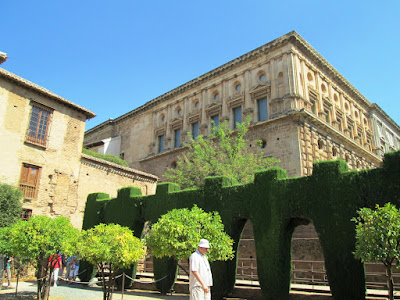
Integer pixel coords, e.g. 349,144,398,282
0,254,4,291
100,264,107,300
15,271,19,296
386,263,394,300
37,259,51,300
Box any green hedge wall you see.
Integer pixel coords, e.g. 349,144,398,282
81,151,400,300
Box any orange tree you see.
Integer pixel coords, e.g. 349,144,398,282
353,203,400,300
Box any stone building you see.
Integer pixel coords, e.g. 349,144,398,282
369,103,400,157
0,67,158,228
83,31,400,282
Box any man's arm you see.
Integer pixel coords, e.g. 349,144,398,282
192,271,209,293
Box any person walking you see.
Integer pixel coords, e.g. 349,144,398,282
189,239,213,300
67,256,77,282
5,257,13,287
49,252,62,287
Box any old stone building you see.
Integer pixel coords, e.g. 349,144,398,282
85,31,399,178
0,66,157,228
84,31,400,282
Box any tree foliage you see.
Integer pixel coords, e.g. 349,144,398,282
163,117,280,189
0,216,79,300
352,203,400,300
0,183,23,228
78,223,145,300
145,205,234,262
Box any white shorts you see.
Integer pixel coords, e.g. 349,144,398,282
190,286,211,300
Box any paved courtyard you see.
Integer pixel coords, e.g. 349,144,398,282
0,280,187,300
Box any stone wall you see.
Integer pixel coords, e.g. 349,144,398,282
0,69,158,229
73,154,157,228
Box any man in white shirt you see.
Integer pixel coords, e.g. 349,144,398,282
189,239,213,300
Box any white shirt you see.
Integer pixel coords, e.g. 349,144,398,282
189,249,213,290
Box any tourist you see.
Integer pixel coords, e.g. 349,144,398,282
189,239,213,300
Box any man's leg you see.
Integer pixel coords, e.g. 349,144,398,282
6,268,11,286
53,268,59,286
191,286,208,300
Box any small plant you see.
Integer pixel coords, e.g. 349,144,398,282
146,205,234,268
78,223,145,300
352,203,400,300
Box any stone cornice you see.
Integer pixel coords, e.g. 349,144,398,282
370,103,400,134
89,32,296,129
81,153,158,183
289,36,372,109
87,31,376,133
0,68,96,119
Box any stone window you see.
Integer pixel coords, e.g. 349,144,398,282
19,164,41,201
174,128,181,148
192,122,199,139
344,102,350,113
158,135,164,153
21,209,32,221
309,90,318,115
213,92,219,101
317,139,323,150
257,98,268,121
194,101,200,108
233,106,242,129
387,131,394,147
377,122,383,137
321,83,327,94
235,83,241,92
259,73,266,82
211,115,219,129
333,94,339,104
260,140,267,149
26,103,53,147
337,118,343,131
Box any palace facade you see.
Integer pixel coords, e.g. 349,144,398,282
83,31,400,281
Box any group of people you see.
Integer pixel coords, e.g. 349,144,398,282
49,252,79,287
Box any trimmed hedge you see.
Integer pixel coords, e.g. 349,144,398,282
81,151,400,300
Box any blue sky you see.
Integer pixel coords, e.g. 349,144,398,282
2,1,399,130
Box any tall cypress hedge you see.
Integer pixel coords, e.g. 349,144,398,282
81,151,400,299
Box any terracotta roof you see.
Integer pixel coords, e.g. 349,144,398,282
0,67,96,119
81,153,159,182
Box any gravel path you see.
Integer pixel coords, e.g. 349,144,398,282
0,280,188,300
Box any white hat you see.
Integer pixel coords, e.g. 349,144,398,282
198,239,210,248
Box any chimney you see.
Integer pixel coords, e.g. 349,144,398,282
0,52,8,65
